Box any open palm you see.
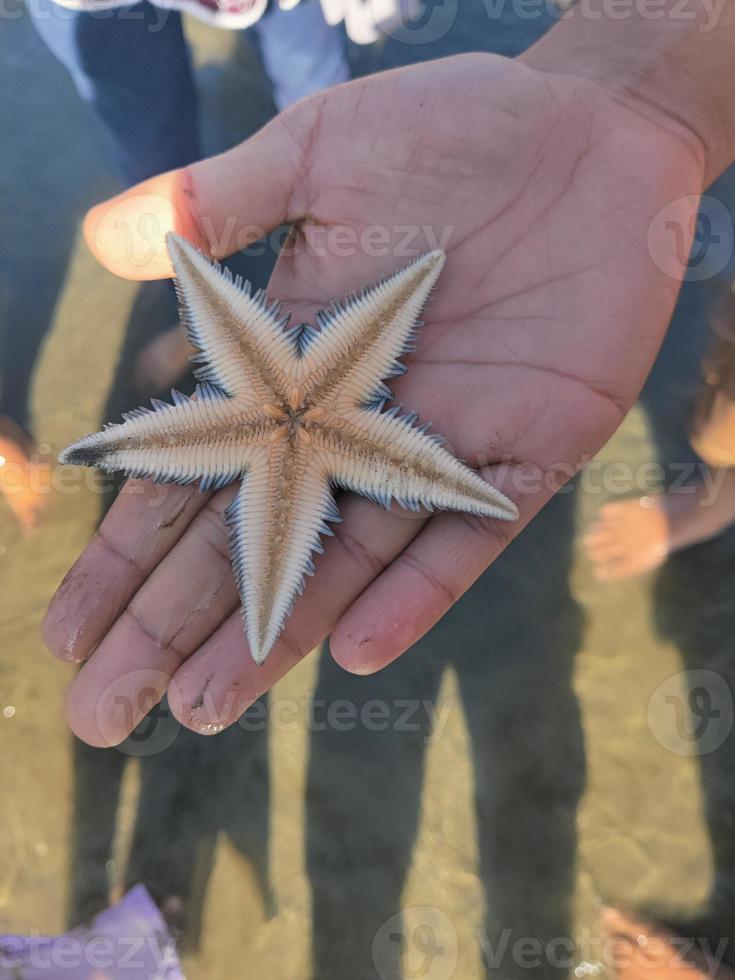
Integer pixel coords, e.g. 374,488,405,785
45,53,705,745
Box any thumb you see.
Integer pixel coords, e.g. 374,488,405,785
83,105,315,281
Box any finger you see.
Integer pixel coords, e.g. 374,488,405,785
64,485,246,746
43,480,207,663
163,498,427,736
67,495,425,744
83,104,318,280
330,465,543,674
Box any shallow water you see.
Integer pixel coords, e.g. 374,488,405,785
2,5,735,978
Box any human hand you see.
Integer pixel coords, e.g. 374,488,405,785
45,50,707,745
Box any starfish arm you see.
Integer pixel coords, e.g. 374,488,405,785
60,393,277,490
313,409,519,520
296,250,445,412
226,441,339,664
166,233,296,405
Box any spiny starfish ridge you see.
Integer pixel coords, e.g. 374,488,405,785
61,234,519,664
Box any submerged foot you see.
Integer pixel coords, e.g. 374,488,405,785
585,473,735,582
133,324,197,394
0,416,53,532
603,907,735,979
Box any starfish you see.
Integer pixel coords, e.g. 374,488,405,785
61,234,518,664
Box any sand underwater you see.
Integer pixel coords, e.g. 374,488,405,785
2,5,735,978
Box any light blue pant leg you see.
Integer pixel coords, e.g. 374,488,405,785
252,0,350,110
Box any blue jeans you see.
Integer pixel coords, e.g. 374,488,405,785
29,1,201,185
28,0,349,186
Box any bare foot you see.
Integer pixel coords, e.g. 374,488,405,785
585,496,672,581
603,907,735,979
133,325,196,394
585,471,735,582
0,417,53,532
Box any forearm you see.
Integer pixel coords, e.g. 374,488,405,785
522,0,735,184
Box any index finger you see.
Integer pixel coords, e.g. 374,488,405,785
42,479,207,662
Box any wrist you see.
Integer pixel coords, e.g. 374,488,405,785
521,0,734,185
